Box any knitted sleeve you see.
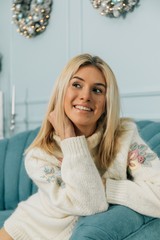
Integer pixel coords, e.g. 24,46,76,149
106,124,160,218
25,136,108,217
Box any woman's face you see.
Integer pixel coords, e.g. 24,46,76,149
64,65,106,136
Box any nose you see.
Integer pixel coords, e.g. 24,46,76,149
79,87,91,102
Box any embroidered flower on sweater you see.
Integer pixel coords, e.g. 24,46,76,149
128,142,156,170
41,166,65,188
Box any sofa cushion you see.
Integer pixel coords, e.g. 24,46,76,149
136,120,160,157
0,128,39,211
70,205,160,240
0,210,13,228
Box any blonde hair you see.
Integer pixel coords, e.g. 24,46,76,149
27,53,130,169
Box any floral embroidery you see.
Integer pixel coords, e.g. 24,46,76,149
41,166,65,188
128,142,156,170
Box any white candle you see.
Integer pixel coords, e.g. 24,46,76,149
11,85,16,115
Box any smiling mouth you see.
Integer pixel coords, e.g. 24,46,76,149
74,105,93,112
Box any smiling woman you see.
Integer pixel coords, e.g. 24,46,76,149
0,53,160,240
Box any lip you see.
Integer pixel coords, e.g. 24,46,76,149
73,104,93,112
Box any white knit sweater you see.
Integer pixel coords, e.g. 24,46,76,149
4,121,160,240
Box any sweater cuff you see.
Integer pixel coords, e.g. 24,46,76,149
61,136,91,158
106,179,128,205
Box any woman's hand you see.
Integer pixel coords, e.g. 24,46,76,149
48,109,76,140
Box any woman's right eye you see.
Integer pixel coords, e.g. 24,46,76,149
72,82,81,88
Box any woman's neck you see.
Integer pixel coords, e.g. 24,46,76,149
74,124,97,137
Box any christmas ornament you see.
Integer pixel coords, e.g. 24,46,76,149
90,0,139,18
12,0,52,38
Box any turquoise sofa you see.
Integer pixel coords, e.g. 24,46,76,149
0,120,160,239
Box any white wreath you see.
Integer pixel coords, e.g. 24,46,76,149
12,0,52,38
90,0,139,18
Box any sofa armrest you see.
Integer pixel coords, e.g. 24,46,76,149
0,128,39,210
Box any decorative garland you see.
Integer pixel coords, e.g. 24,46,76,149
12,0,52,38
90,0,139,18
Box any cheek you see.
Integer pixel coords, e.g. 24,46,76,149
98,98,106,113
64,100,67,114
64,90,74,111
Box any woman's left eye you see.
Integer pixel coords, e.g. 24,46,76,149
92,88,103,94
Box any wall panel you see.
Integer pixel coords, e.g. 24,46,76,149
0,0,160,137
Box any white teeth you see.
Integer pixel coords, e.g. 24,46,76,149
75,105,92,111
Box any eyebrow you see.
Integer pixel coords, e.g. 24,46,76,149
72,76,107,88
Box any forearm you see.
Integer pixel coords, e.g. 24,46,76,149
106,178,160,218
61,136,108,214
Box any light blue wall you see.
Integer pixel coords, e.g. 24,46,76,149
0,0,160,137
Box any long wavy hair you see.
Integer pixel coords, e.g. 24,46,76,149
27,53,129,170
